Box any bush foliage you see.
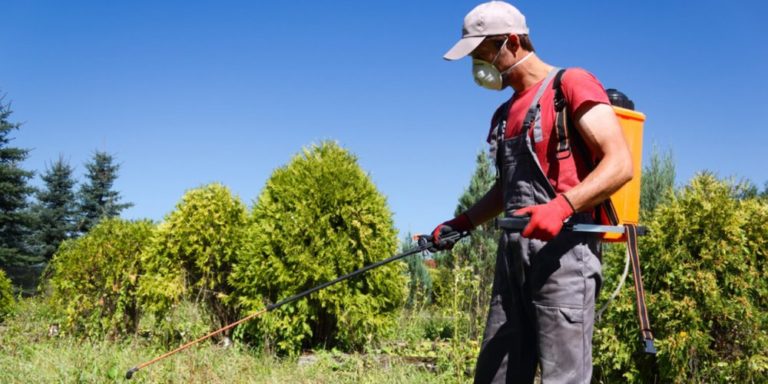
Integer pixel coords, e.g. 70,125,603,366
139,183,249,332
47,218,154,338
231,142,405,355
594,173,768,383
0,269,14,321
15,134,768,382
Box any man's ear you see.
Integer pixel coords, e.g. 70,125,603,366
505,34,520,52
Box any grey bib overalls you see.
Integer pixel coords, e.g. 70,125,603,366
474,69,603,384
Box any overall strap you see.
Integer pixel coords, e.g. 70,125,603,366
521,68,560,134
495,67,561,143
491,68,559,172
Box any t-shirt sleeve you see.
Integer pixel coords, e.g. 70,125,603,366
561,68,610,115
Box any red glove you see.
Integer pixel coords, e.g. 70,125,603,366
513,194,575,241
430,213,473,251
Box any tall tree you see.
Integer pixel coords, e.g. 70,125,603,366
76,151,132,234
33,156,77,261
733,178,760,200
639,144,676,218
401,232,432,309
445,149,500,337
454,151,497,223
0,96,36,266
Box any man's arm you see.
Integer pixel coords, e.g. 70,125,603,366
562,101,633,212
448,99,632,231
513,100,632,240
464,180,504,226
428,180,502,250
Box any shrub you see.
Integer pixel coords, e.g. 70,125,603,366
230,141,405,355
0,269,14,321
47,218,154,338
593,173,768,383
137,299,215,347
139,183,249,334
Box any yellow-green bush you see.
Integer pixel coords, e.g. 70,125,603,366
0,269,14,321
139,183,249,336
47,219,154,338
594,173,768,383
230,142,405,355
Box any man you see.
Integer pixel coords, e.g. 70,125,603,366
431,1,633,383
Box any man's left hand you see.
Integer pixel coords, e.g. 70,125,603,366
513,194,575,241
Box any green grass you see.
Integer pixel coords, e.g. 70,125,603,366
0,298,471,383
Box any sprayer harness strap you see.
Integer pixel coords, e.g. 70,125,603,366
626,223,657,354
553,69,573,159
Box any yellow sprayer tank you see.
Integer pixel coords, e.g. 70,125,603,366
602,104,644,242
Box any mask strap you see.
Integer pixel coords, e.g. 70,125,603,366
490,37,509,66
501,51,534,75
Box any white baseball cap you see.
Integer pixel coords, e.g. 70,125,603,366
443,1,529,61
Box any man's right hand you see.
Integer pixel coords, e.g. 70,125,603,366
429,213,473,251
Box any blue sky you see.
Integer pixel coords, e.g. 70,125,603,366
2,1,767,238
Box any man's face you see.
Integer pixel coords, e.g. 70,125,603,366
471,36,508,64
470,35,514,90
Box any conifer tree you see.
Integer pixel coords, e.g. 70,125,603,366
402,232,432,308
449,150,499,266
230,141,404,354
0,96,35,266
33,157,77,261
455,151,497,222
445,149,500,337
76,151,132,233
639,144,676,218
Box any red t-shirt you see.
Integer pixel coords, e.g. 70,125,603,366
487,68,610,193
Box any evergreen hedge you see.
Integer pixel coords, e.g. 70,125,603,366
139,183,248,337
230,142,405,355
47,219,154,338
594,173,768,383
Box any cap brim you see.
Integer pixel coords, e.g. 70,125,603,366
443,36,485,61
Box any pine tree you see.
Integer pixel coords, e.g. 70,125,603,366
401,232,432,308
0,96,36,266
76,151,132,234
639,144,676,218
33,156,77,261
445,149,500,337
454,150,498,227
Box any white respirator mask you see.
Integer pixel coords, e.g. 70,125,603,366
472,39,534,91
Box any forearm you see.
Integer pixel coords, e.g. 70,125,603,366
464,181,504,226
